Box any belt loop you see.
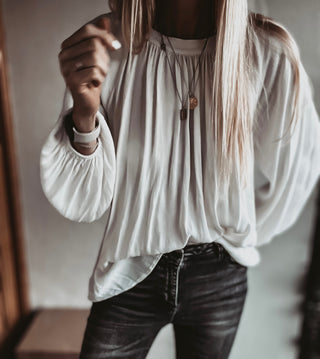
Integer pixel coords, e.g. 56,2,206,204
217,243,223,261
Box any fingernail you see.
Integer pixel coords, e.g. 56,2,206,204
112,40,122,50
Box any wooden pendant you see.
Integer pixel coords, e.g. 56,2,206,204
180,108,188,121
189,96,198,110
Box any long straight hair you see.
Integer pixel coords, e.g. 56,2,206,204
108,0,300,185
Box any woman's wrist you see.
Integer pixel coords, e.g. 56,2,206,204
72,110,97,133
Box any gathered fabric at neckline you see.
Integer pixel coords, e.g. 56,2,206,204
148,28,217,56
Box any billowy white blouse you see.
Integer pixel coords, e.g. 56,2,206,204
40,18,320,302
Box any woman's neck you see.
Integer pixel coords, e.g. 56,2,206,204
153,0,216,39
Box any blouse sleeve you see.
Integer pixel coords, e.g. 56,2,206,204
40,90,116,222
254,52,320,246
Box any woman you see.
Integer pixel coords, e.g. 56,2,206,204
40,0,320,358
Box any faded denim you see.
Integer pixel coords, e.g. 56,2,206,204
80,242,247,359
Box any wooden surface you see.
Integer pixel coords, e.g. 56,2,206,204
0,1,29,321
16,309,90,359
0,144,20,344
0,2,30,355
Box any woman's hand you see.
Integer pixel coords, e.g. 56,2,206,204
59,17,121,133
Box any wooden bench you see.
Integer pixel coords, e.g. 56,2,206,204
16,309,90,359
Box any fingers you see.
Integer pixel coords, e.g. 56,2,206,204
95,16,110,31
59,16,121,95
59,38,110,76
61,17,121,52
59,37,103,63
60,50,109,79
66,67,106,93
96,17,122,50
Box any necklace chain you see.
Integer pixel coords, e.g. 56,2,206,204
160,34,209,120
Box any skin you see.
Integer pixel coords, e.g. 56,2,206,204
58,0,215,155
153,0,216,39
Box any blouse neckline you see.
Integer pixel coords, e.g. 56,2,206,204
148,28,216,56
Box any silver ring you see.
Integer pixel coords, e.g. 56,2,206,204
75,61,83,70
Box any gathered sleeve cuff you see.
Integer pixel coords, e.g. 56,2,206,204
40,92,116,223
254,54,320,246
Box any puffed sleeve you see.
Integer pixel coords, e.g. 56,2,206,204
254,51,320,246
40,90,116,222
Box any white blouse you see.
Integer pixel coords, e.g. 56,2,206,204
40,17,320,302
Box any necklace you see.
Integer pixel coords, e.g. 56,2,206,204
160,34,209,121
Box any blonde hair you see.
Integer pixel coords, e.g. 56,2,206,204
109,0,301,185
250,13,301,135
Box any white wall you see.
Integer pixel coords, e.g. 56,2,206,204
2,1,319,358
2,0,111,308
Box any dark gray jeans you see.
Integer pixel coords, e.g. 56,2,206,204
80,242,248,359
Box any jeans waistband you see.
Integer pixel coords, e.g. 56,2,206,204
184,241,224,257
161,241,224,263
